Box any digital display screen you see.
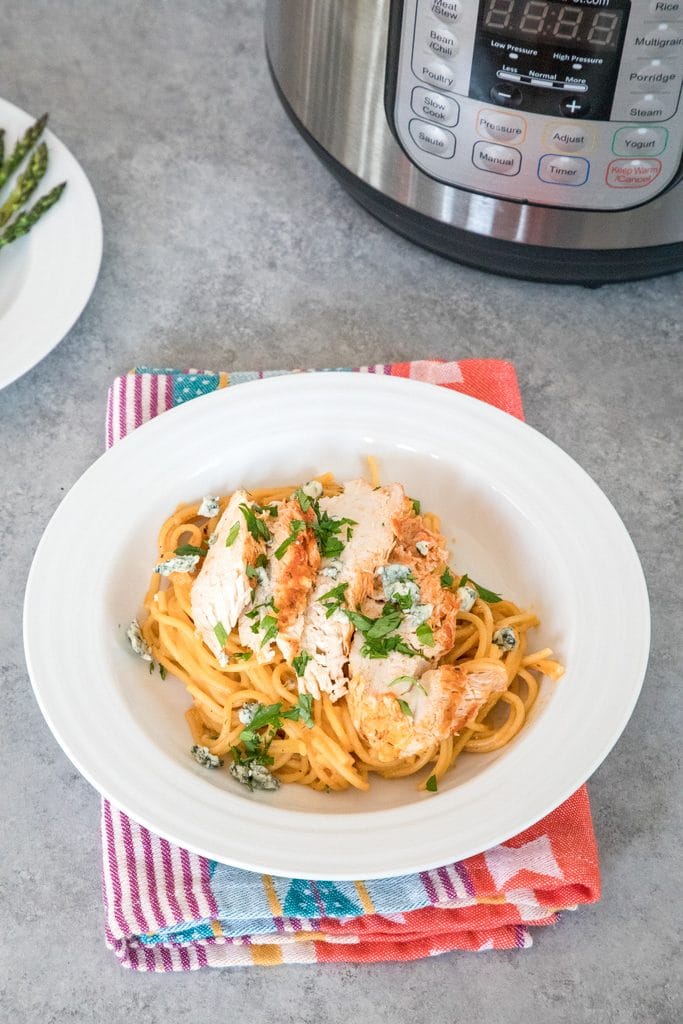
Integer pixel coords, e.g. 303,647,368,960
482,0,625,52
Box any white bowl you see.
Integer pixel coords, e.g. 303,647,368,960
23,373,649,878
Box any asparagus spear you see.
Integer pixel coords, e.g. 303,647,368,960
0,142,48,227
0,182,65,250
0,113,48,190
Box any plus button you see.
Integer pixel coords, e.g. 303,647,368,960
561,95,591,118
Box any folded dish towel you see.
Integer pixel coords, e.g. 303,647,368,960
102,359,600,970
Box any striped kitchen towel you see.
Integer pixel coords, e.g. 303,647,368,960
102,359,600,970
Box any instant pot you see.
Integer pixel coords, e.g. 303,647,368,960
265,0,683,284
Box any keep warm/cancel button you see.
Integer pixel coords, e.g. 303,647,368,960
606,158,662,188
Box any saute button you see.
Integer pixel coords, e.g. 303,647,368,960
476,109,526,143
411,87,460,127
430,0,461,22
409,119,456,159
538,155,589,186
606,159,662,188
472,141,521,176
612,126,668,156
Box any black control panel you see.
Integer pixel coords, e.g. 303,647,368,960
469,0,631,120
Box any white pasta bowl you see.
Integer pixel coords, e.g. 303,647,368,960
24,373,649,878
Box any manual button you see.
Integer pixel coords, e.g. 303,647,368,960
476,109,526,143
538,155,589,186
409,119,456,159
411,87,459,127
472,141,521,176
613,126,668,156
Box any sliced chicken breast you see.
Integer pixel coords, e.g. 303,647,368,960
190,489,265,665
299,479,405,701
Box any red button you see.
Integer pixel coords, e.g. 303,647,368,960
605,159,662,188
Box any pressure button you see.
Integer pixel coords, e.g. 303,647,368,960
476,109,526,144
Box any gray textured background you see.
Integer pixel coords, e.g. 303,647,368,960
1,2,681,1021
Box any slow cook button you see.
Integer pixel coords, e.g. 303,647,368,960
430,0,461,22
411,87,460,127
626,92,679,120
476,108,526,143
606,158,662,188
472,141,521,176
409,119,456,158
612,125,668,156
417,58,457,92
538,154,589,186
426,23,458,60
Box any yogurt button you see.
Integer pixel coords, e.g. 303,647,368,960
612,126,668,156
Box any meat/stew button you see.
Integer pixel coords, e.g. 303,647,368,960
605,159,663,188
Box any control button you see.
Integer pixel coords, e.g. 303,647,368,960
627,59,679,92
626,92,679,121
560,95,591,118
426,24,458,61
538,155,589,186
472,141,521,176
612,126,668,157
430,0,460,22
606,159,662,188
411,87,459,127
649,0,682,18
476,109,526,143
631,25,683,54
490,82,523,108
417,58,457,92
545,124,594,153
409,119,456,159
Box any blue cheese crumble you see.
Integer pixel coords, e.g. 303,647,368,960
126,619,152,662
198,495,220,518
229,761,280,791
457,585,478,613
415,540,431,556
493,626,518,652
154,554,200,576
238,701,260,726
302,480,323,499
191,744,223,768
320,558,342,580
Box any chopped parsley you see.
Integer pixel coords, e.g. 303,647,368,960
259,614,279,647
255,503,279,517
390,676,427,696
239,503,272,542
292,650,312,677
459,573,502,604
285,693,315,729
232,696,316,787
345,604,421,660
440,567,455,589
397,698,413,717
174,543,207,557
273,518,306,560
159,664,167,680
213,621,228,647
225,521,240,547
232,651,252,662
416,622,435,647
425,774,438,792
410,498,421,516
293,486,313,512
318,582,349,618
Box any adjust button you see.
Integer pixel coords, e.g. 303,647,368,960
538,155,589,186
417,58,457,92
409,119,456,159
545,123,595,152
426,23,458,61
476,108,526,143
626,92,679,120
612,126,668,156
430,0,461,22
472,141,521,176
606,159,662,188
411,87,460,127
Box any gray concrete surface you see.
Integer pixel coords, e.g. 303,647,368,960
1,2,681,1021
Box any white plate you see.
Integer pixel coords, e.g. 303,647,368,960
0,98,102,389
24,374,650,879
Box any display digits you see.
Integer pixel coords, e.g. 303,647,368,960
587,12,620,48
518,1,549,36
553,7,583,42
484,0,515,31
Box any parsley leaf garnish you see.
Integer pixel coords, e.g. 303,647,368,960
239,503,272,542
259,614,279,647
416,622,435,647
397,698,413,717
233,652,252,662
293,487,312,513
425,774,438,792
440,567,454,589
309,503,357,559
159,664,167,680
273,518,306,560
283,693,315,729
345,604,421,660
292,650,312,677
213,621,228,647
318,582,349,618
410,498,421,516
174,543,208,557
459,573,501,604
225,521,240,547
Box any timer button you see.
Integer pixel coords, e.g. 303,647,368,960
560,95,591,118
411,87,460,128
612,126,669,157
430,0,461,23
648,0,682,19
490,83,523,109
538,155,590,187
409,119,456,159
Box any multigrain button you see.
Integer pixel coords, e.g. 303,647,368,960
649,0,682,18
417,58,457,92
606,159,662,188
430,0,460,22
538,155,589,186
476,109,526,143
472,141,521,176
627,92,678,120
426,24,458,60
613,126,669,156
546,124,594,152
411,87,460,127
409,119,456,159
632,24,683,53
